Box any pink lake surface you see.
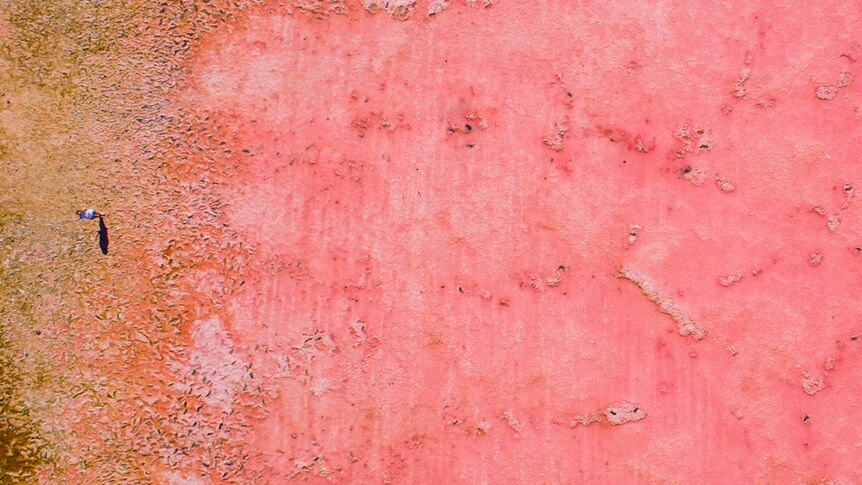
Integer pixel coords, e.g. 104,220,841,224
163,0,862,482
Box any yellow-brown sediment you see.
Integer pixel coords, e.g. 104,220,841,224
1,1,264,481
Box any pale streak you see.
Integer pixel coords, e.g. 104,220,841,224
617,267,707,340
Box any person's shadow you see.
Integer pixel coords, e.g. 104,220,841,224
98,217,109,255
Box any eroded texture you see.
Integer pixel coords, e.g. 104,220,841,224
2,0,862,483
1,0,261,481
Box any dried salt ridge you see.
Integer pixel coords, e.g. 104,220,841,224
801,373,825,396
715,176,736,193
501,411,522,434
361,0,416,19
718,272,743,287
809,251,823,266
732,67,751,99
815,72,853,100
626,224,643,248
571,401,647,427
428,0,494,16
427,0,450,15
543,120,568,151
617,267,707,340
681,166,709,186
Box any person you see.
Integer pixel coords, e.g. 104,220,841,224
76,209,109,255
76,209,104,220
